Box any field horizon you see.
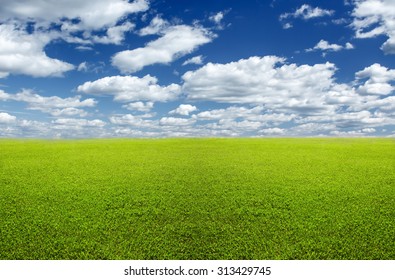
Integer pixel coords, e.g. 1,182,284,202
1,138,394,260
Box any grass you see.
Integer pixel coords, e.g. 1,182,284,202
0,138,394,260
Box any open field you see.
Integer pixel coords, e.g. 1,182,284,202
0,138,394,259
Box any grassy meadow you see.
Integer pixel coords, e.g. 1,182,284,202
0,138,394,259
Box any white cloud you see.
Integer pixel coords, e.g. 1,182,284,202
210,12,225,24
0,1,148,78
0,112,16,123
280,4,334,27
351,0,395,54
50,118,108,138
159,117,196,126
183,56,337,113
169,104,198,116
0,0,149,31
282,23,293,29
78,75,181,102
112,25,215,73
306,40,354,52
259,128,285,135
77,62,89,72
138,16,170,36
90,22,135,44
355,63,395,95
52,118,106,128
0,89,96,116
109,114,157,128
180,58,395,136
345,42,355,49
0,24,74,78
183,55,204,66
123,101,154,112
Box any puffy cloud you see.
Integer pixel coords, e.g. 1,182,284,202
109,114,157,128
90,22,135,44
112,25,215,73
50,118,108,138
0,24,74,78
77,75,181,102
306,40,354,52
169,104,198,116
194,106,295,124
280,4,334,28
0,89,96,116
123,101,154,112
209,12,225,24
259,128,285,135
0,0,149,31
0,112,16,123
159,117,196,126
138,16,170,36
0,1,148,78
52,118,106,127
77,62,88,72
351,0,395,54
183,56,337,113
355,63,395,95
183,55,204,66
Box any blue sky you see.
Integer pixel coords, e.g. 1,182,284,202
0,0,394,138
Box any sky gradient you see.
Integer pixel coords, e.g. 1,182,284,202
0,0,394,138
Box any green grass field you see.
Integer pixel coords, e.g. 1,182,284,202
0,138,394,260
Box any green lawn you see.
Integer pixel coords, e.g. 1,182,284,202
0,138,394,259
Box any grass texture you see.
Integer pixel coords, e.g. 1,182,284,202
0,138,394,259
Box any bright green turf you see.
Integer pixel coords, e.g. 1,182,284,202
0,138,394,260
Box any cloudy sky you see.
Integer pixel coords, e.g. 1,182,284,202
0,0,394,138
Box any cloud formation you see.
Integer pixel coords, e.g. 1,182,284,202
182,56,336,112
280,4,334,28
169,104,198,116
0,112,16,123
306,40,354,53
351,0,395,54
356,63,395,95
0,24,74,78
0,89,96,117
0,0,149,31
112,25,214,73
78,75,181,102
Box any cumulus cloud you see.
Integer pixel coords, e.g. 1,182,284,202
351,0,395,54
109,114,157,128
52,118,106,127
169,104,198,116
0,24,74,78
355,63,395,95
0,112,16,123
138,16,170,36
180,58,395,136
280,4,334,28
280,4,335,20
123,101,154,112
0,0,149,77
210,12,225,24
183,56,337,112
183,55,204,66
77,62,89,72
0,89,96,116
259,128,285,135
0,0,149,31
306,40,354,53
159,117,196,126
112,25,215,73
90,22,135,44
78,75,181,102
